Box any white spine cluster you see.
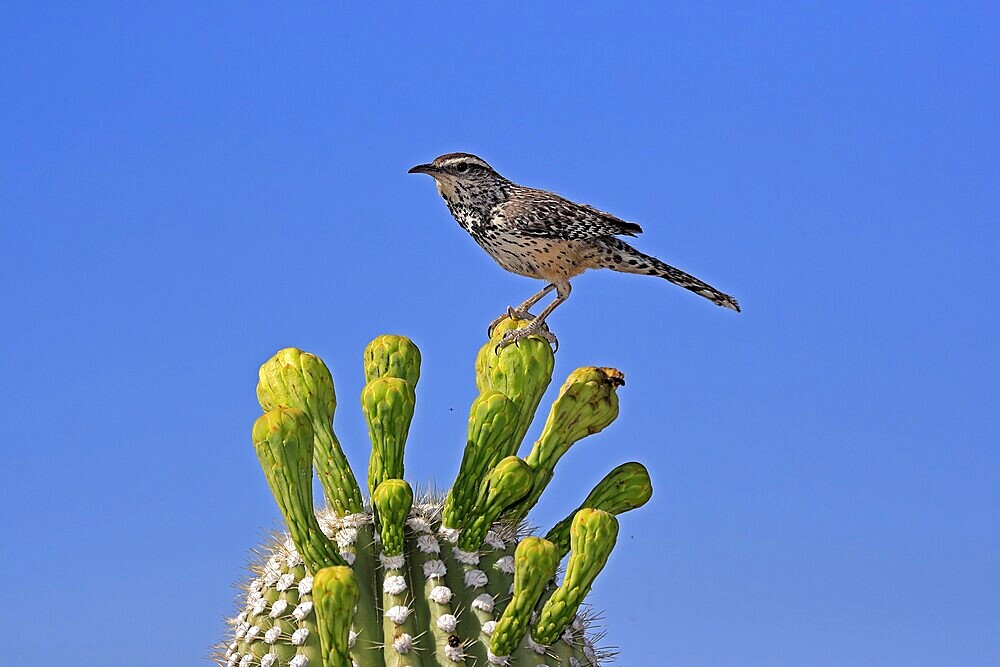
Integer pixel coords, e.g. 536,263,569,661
386,605,413,625
528,636,547,654
335,527,358,548
383,574,408,595
423,559,447,578
380,553,406,569
494,555,515,574
406,515,431,532
275,573,295,591
453,546,481,565
486,649,509,665
292,601,313,621
416,533,441,553
464,569,488,588
472,593,495,613
269,599,287,618
429,585,453,604
485,530,506,550
436,613,458,632
393,632,414,654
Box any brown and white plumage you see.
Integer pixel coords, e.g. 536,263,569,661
409,152,739,348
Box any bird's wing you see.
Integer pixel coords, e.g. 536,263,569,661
496,188,643,240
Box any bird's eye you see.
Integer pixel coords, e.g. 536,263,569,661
455,163,469,173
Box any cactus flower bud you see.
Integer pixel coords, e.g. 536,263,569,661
489,537,560,657
510,367,625,523
363,334,421,388
361,376,416,498
252,407,345,570
313,566,360,667
475,318,555,456
443,390,519,530
532,509,619,645
545,461,652,556
257,348,364,516
459,456,534,552
372,479,413,557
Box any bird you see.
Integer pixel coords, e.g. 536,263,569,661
409,152,740,350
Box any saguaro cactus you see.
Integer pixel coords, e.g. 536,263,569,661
217,323,653,667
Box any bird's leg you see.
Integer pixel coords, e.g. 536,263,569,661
487,283,556,335
498,283,572,352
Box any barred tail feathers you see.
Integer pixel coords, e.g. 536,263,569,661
597,237,741,312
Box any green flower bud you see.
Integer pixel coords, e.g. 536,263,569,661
313,566,360,667
361,377,416,498
372,479,413,557
489,537,560,657
257,348,363,516
545,461,652,556
252,407,345,570
442,390,519,530
510,367,625,523
459,456,533,552
475,318,554,457
363,334,421,387
532,509,619,645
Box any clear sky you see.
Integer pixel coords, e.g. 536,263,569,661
2,3,997,666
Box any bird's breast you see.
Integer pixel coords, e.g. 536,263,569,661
475,231,595,282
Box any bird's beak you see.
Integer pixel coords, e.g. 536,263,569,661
408,163,438,175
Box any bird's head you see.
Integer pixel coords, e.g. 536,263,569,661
408,153,508,201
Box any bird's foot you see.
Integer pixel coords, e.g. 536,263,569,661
487,306,536,337
495,318,558,353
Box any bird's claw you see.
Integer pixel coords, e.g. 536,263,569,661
487,306,535,337
493,320,558,354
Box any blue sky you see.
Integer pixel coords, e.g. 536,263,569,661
1,3,997,665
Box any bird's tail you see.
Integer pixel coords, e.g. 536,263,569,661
597,237,741,312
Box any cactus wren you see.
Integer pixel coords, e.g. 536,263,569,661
409,153,740,349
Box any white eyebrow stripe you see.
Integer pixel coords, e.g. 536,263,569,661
438,156,492,169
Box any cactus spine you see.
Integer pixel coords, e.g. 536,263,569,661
219,326,653,667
